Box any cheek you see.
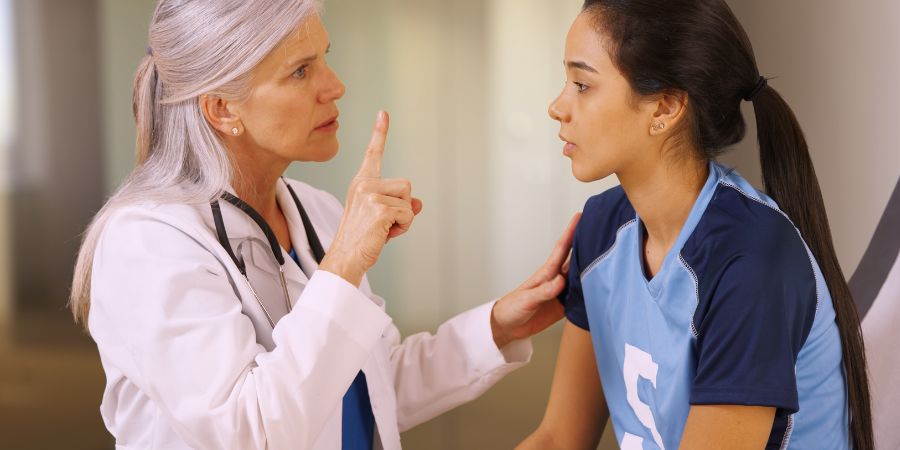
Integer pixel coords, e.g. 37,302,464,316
260,100,316,150
568,96,647,180
246,85,313,138
241,82,339,161
582,100,644,154
279,98,315,137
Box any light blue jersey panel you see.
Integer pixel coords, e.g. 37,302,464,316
580,217,697,450
563,162,849,449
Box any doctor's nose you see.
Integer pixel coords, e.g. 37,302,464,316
319,65,346,103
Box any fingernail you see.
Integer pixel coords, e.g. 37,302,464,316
377,110,386,122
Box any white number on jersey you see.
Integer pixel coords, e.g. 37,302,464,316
621,343,665,450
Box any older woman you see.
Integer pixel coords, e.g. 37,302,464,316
70,1,575,449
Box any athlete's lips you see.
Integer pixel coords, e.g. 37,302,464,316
559,133,576,156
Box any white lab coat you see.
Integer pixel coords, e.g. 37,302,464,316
88,178,532,450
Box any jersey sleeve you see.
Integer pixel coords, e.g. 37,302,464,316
559,224,590,330
689,236,818,413
559,187,635,331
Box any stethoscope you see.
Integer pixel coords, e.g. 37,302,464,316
210,178,326,328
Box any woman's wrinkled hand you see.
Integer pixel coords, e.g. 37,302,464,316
490,213,581,349
320,111,423,286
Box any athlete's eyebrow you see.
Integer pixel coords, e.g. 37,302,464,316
566,60,598,74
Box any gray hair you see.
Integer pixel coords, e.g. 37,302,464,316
70,0,321,328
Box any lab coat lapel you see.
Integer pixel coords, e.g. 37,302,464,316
274,181,316,309
216,185,308,328
276,181,338,264
276,181,316,281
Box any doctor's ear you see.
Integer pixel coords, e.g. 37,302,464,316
648,91,689,137
199,94,244,137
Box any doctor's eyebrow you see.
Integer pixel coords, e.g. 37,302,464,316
566,60,598,73
286,43,331,68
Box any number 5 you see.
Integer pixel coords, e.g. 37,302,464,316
621,343,665,450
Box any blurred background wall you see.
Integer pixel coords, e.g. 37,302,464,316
0,0,896,449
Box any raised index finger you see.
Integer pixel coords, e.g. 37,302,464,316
356,110,389,179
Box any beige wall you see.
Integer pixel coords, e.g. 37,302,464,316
0,0,13,333
98,0,158,194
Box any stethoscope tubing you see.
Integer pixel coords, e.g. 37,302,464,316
210,178,325,328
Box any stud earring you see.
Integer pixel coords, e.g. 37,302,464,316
651,121,666,132
231,127,240,136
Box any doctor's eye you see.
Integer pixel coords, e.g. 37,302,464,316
292,65,309,80
573,82,589,93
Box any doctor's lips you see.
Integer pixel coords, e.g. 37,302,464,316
314,115,340,132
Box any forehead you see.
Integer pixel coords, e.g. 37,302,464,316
254,14,328,74
280,14,328,56
565,13,614,70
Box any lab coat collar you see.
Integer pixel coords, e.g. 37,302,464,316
215,184,262,241
217,180,320,240
215,180,316,285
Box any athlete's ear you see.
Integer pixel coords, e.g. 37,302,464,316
648,90,689,137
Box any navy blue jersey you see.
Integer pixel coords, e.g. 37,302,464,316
562,162,848,449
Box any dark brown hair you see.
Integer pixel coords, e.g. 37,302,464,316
581,0,872,448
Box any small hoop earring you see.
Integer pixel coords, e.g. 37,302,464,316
231,127,240,136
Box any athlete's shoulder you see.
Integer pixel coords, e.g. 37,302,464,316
573,185,636,273
581,184,635,231
562,185,636,330
685,172,811,270
681,167,818,333
582,184,633,223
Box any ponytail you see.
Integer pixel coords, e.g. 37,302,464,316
69,53,163,327
751,85,874,450
133,53,160,164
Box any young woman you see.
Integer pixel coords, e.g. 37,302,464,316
70,1,575,448
520,1,873,449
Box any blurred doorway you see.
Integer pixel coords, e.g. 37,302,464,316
0,0,111,448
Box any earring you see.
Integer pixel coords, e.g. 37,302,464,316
231,127,240,136
651,121,666,132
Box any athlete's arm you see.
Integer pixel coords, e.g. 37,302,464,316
679,404,775,450
517,320,608,450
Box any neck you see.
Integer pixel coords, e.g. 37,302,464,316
230,151,290,218
619,154,709,250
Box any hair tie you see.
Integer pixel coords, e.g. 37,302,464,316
743,76,768,101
